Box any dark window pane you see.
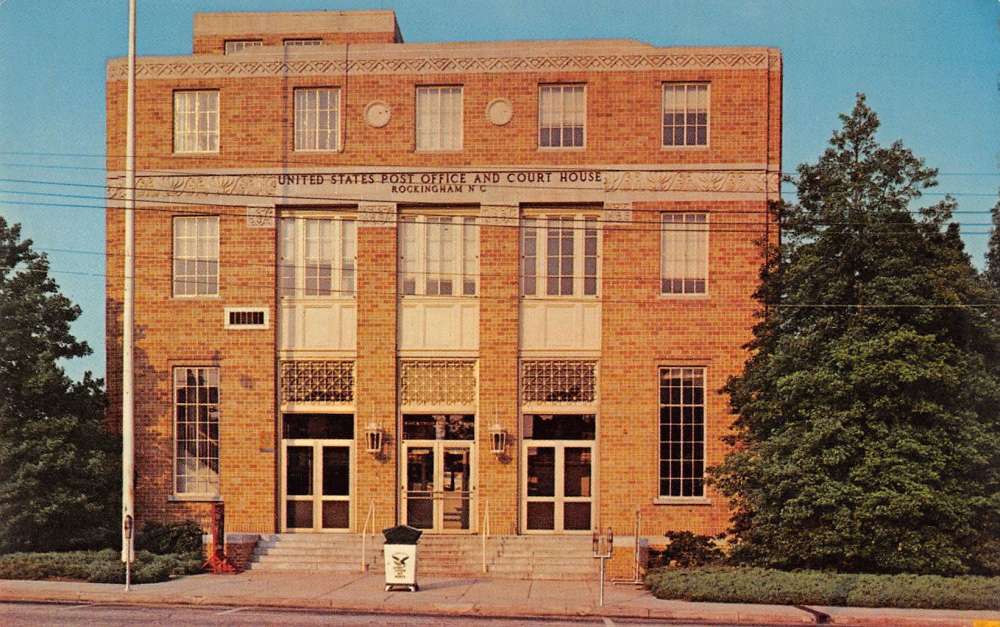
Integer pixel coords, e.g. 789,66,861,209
283,414,354,439
563,447,592,497
563,502,591,530
286,446,312,495
527,502,555,530
322,501,349,529
286,501,313,528
529,414,595,440
322,446,350,496
527,447,555,497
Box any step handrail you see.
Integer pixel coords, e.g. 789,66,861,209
360,499,376,572
481,497,490,573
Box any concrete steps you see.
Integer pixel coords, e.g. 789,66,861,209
248,533,598,579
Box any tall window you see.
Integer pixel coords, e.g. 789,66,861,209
663,83,709,147
539,84,585,148
294,88,340,151
399,215,477,296
416,86,463,151
661,213,708,294
279,216,356,297
173,216,219,297
521,214,599,297
173,90,219,153
224,40,262,54
659,367,705,498
174,367,220,497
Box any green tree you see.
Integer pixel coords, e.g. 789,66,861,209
712,95,1000,575
985,193,1000,294
0,216,119,553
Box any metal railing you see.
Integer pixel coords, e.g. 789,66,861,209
360,499,376,572
481,498,490,573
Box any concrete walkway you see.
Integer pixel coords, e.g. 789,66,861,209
1,572,998,626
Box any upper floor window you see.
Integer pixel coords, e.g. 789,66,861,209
539,84,585,149
174,366,220,497
400,215,478,296
416,86,463,151
279,216,356,297
661,213,708,295
173,90,219,154
224,40,262,54
663,83,709,147
284,38,322,47
294,88,340,151
173,216,219,297
521,214,599,297
659,367,705,498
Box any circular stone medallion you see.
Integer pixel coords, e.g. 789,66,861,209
364,101,391,128
486,98,513,126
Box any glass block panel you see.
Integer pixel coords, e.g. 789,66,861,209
521,361,597,403
400,360,476,406
281,360,354,403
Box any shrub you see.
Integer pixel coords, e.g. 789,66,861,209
651,531,726,568
135,520,203,555
0,549,203,584
646,566,1000,610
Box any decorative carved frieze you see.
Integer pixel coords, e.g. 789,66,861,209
602,170,771,194
357,202,397,228
107,174,278,201
479,204,519,227
602,202,632,226
107,49,773,81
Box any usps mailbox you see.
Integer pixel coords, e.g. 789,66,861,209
382,525,422,592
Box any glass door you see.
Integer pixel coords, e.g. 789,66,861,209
523,443,593,532
401,414,475,532
281,414,353,532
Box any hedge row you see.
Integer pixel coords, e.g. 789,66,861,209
0,549,203,584
646,567,1000,610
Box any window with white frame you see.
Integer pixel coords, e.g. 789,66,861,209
173,216,219,297
279,216,356,297
661,213,708,294
539,84,585,148
521,214,599,297
399,215,478,296
659,367,705,498
663,83,709,147
284,38,322,46
224,40,262,54
416,86,463,151
174,367,220,497
294,88,340,151
173,90,219,153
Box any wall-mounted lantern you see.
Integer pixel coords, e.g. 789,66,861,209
365,421,384,455
489,421,508,456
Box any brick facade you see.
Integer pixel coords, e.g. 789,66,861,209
106,9,780,559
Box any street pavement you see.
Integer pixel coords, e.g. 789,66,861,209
0,571,998,626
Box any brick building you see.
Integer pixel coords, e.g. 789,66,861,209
105,9,781,572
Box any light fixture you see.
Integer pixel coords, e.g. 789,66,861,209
489,421,507,456
365,421,383,455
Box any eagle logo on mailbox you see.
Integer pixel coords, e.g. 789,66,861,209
392,553,409,567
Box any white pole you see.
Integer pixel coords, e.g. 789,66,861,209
121,0,136,590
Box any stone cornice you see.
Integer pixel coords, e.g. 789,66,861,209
106,43,779,81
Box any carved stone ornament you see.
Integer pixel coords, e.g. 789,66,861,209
246,206,275,228
485,98,514,126
479,204,518,226
601,170,770,194
364,101,391,128
107,174,278,201
602,202,632,226
358,202,397,227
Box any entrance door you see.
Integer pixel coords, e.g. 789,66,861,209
400,414,475,532
281,413,353,532
403,441,473,531
520,413,596,533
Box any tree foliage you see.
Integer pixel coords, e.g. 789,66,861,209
0,216,119,553
711,95,1000,575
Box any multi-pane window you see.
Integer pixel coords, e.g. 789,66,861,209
279,216,356,297
663,83,709,147
174,367,220,497
284,38,322,46
224,40,262,54
521,214,599,297
659,367,705,498
173,216,219,297
539,84,585,148
399,215,478,296
661,213,708,294
173,90,219,153
416,86,463,151
294,88,340,151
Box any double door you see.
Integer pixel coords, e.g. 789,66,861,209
522,441,594,533
282,439,353,532
402,441,473,531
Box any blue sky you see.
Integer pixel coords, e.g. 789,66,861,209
1,0,998,381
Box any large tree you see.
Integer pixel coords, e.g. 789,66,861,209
0,216,119,553
712,95,1000,575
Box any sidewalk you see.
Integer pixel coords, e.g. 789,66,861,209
1,572,998,626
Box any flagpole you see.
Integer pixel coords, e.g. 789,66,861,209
122,0,136,592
